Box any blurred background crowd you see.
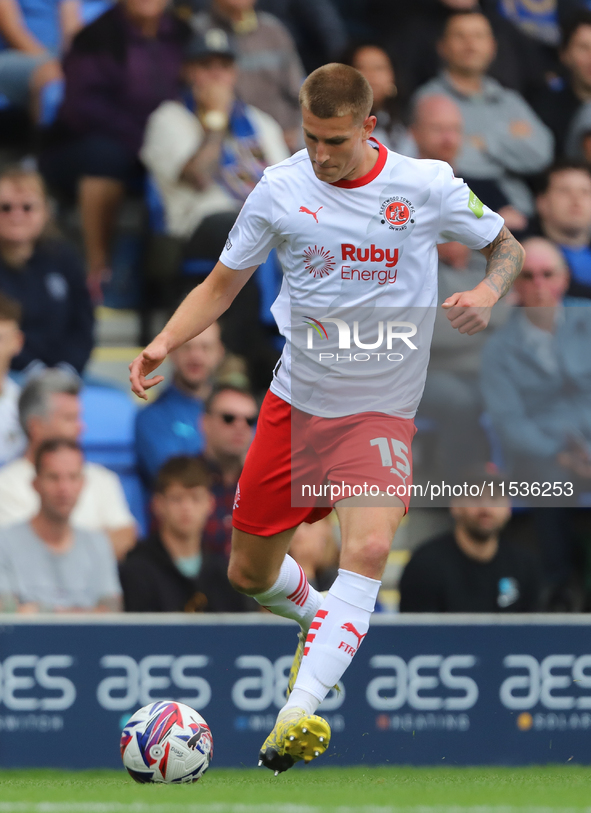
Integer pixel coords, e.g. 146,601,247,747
1,0,591,616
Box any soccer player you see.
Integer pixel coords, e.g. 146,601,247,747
130,63,524,774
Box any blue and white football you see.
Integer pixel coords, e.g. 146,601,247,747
120,700,213,784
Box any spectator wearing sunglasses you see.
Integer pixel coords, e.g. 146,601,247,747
0,166,93,374
197,383,257,560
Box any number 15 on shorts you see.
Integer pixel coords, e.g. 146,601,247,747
370,437,410,484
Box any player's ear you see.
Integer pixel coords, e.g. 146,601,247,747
362,115,377,140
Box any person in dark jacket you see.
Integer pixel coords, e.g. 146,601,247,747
40,0,191,301
0,166,93,374
120,455,253,612
399,476,542,613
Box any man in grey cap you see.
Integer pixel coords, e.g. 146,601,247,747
141,28,289,263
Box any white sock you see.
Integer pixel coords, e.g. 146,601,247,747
283,568,380,713
252,555,323,631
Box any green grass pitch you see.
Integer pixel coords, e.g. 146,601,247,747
0,766,590,812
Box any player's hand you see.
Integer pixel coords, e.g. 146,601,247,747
129,335,169,400
442,285,497,335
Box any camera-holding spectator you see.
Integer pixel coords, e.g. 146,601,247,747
534,162,591,300
0,368,136,559
0,293,25,465
0,166,93,374
191,0,305,152
120,455,253,611
0,0,81,117
135,323,225,485
399,474,542,612
414,10,554,215
199,383,257,558
342,43,407,152
141,29,289,260
39,0,191,301
0,438,122,613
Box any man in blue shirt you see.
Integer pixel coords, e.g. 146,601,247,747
536,162,591,300
135,321,224,484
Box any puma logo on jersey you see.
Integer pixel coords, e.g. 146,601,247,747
299,206,323,223
339,622,367,654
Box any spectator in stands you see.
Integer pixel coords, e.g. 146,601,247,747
534,162,591,300
411,94,527,232
411,93,512,481
342,43,407,152
191,0,305,152
120,455,253,611
39,0,191,301
399,474,542,612
0,368,136,558
141,29,289,269
0,166,93,373
374,0,548,99
529,11,591,160
0,0,81,116
0,438,122,612
256,0,348,73
135,323,224,485
198,383,257,559
482,237,591,607
481,236,591,486
414,10,554,216
0,293,25,465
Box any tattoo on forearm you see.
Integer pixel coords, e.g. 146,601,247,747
483,225,525,299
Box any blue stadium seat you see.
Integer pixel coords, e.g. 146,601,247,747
38,78,64,127
80,383,149,535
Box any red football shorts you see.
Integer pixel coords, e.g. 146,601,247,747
232,390,416,537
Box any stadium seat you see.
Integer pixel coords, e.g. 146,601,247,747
80,383,148,534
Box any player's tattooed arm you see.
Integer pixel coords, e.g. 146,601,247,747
479,225,525,301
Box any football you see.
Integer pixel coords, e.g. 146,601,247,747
120,700,213,784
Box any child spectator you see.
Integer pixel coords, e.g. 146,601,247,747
120,455,253,612
0,292,25,465
0,166,94,374
0,438,122,612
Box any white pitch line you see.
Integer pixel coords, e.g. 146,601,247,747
1,805,591,813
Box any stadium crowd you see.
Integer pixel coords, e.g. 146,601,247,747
1,0,591,613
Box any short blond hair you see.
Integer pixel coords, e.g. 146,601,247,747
299,63,373,123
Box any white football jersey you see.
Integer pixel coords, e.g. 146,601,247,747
220,140,503,418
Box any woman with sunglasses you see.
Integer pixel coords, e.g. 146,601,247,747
0,166,94,374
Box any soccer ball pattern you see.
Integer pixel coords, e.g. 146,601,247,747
120,701,213,784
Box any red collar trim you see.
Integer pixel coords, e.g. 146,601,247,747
330,139,387,189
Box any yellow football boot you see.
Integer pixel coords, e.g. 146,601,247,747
258,707,331,774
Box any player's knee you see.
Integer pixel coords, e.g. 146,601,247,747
227,560,267,595
344,532,391,579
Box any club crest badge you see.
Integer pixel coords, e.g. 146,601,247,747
380,196,415,231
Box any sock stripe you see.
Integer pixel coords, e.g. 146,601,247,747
305,633,316,644
316,609,328,619
309,621,322,630
286,566,305,602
